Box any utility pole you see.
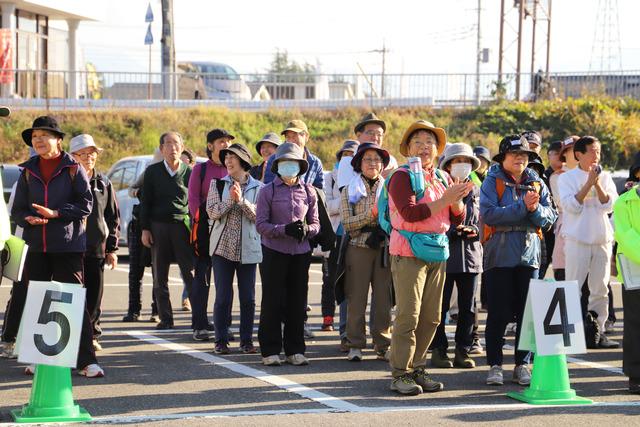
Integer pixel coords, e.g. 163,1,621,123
546,0,552,75
497,0,505,84
161,0,175,100
531,0,537,76
515,0,524,100
475,0,482,105
369,42,389,98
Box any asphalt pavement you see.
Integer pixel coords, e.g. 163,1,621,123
0,257,638,426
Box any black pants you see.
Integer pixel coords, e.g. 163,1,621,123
84,256,104,337
258,246,311,357
539,229,555,279
623,287,640,379
485,266,537,367
18,252,97,369
190,255,212,330
432,272,478,351
581,281,616,323
127,219,157,316
2,278,27,342
150,221,194,324
321,246,339,317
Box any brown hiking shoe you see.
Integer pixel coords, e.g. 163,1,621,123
430,347,453,368
453,348,476,368
412,367,444,392
390,373,423,395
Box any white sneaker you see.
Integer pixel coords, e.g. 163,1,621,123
1,342,17,359
285,353,309,366
92,339,103,351
347,348,362,362
79,364,105,378
303,323,315,339
512,364,531,386
504,322,517,336
24,364,36,375
486,365,503,385
262,355,282,366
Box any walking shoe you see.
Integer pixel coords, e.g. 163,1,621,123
206,322,215,331
193,329,211,341
512,364,531,386
240,342,257,354
92,339,103,352
604,320,615,334
598,336,620,348
412,367,444,392
155,321,174,330
321,316,334,331
78,364,105,378
390,374,423,395
214,342,230,354
228,331,236,341
149,314,160,323
347,348,362,361
486,365,504,385
469,338,483,355
182,298,192,312
262,355,282,366
285,353,309,366
1,342,17,359
339,337,349,353
122,312,139,322
504,322,517,336
453,348,475,369
448,313,458,324
306,305,312,312
629,378,640,394
375,348,390,362
303,322,316,339
24,365,36,375
430,347,453,368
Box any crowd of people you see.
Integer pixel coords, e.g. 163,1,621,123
1,110,639,396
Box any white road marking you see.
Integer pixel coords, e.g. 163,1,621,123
103,281,324,287
126,331,361,412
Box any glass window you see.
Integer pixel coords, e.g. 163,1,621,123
122,166,137,188
107,168,125,191
17,10,37,33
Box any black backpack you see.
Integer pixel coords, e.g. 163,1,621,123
584,310,601,349
190,164,224,258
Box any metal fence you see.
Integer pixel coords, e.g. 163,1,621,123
1,69,639,110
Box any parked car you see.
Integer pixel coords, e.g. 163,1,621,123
177,61,252,100
107,155,206,246
1,164,21,204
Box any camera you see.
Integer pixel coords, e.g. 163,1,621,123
594,165,602,175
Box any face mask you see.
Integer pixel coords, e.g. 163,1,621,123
278,160,300,178
450,163,472,181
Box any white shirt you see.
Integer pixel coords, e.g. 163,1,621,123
336,153,398,189
163,160,179,177
558,167,618,245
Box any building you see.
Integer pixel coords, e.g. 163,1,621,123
0,1,99,99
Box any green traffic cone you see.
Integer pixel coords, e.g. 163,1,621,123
507,354,593,405
11,364,92,423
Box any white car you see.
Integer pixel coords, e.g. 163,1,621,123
107,155,206,245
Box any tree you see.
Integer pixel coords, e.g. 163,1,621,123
267,49,316,83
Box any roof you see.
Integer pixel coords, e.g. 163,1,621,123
15,0,101,21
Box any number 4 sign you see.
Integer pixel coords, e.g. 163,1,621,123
16,281,86,368
519,280,586,356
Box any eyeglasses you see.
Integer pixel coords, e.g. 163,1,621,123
74,151,98,159
362,157,383,164
364,130,384,138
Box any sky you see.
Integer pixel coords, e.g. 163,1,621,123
72,0,640,76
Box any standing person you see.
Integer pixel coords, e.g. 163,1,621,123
187,128,233,340
122,148,163,323
538,141,564,280
613,178,640,394
558,136,619,348
69,134,120,351
472,145,491,314
521,130,543,155
140,131,194,330
256,142,320,366
430,143,482,370
341,142,393,362
11,116,103,377
250,132,281,182
206,144,262,354
481,135,556,386
322,140,358,334
387,120,472,395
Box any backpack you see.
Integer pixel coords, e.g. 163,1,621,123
481,178,543,244
584,310,601,349
190,164,224,257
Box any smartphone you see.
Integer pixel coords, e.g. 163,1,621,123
595,165,602,175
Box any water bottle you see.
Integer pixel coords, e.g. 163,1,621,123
407,156,425,194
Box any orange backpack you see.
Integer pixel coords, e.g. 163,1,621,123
481,178,543,244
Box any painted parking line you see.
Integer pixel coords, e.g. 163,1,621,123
126,331,361,412
103,281,324,287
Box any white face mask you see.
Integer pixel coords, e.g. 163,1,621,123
450,163,472,180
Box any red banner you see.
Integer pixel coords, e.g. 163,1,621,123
0,28,13,84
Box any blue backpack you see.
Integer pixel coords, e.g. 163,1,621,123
378,166,451,263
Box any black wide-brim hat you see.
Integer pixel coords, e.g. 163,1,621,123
219,143,253,171
492,135,537,163
351,142,390,173
22,115,65,146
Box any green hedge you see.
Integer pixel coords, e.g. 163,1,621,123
1,97,639,172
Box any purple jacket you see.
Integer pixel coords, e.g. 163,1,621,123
256,177,320,255
12,152,93,253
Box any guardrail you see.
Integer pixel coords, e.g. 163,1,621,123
1,69,638,110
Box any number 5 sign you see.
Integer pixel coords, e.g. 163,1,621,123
519,280,586,356
16,281,86,368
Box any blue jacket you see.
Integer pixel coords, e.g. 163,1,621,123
12,152,93,253
263,147,324,189
446,185,482,274
480,164,557,270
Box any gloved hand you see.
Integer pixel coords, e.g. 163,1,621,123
284,220,305,241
